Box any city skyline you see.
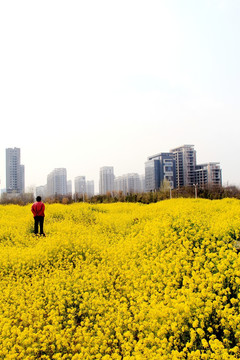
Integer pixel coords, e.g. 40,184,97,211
0,139,231,193
3,144,222,196
0,1,239,190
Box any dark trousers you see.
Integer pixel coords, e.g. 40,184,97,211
34,216,44,234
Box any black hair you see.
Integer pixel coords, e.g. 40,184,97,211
36,196,42,202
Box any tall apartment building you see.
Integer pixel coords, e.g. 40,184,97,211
99,166,114,195
139,174,145,193
67,180,72,196
6,147,25,194
74,176,86,196
47,168,67,197
195,163,222,187
114,176,124,193
170,145,196,188
20,165,25,194
36,185,47,199
145,159,160,192
86,180,94,198
145,153,176,192
114,173,142,195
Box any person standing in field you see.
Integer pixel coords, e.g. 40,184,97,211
31,196,45,236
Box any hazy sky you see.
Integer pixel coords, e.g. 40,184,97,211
0,0,239,192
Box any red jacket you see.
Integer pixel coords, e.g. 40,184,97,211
31,201,45,217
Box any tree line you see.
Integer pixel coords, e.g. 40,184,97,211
0,185,240,205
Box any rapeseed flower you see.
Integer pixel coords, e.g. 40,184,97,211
0,199,239,358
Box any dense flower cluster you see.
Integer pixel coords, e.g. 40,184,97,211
0,199,240,359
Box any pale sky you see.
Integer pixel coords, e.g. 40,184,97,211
0,0,239,192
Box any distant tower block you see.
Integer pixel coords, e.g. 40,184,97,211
6,147,25,194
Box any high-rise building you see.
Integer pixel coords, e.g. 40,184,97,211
20,165,25,194
74,176,86,196
170,145,196,188
99,166,114,195
47,168,67,197
86,180,94,198
145,159,160,192
6,147,25,194
146,145,222,191
127,173,141,194
67,180,72,196
114,176,124,193
114,173,142,195
36,185,46,199
139,174,145,193
195,163,222,187
145,153,176,192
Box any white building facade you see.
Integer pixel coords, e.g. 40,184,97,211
67,180,72,196
170,145,196,188
139,174,145,193
114,173,142,195
75,176,86,196
86,180,94,198
36,185,47,199
99,166,114,195
47,168,67,197
6,147,25,194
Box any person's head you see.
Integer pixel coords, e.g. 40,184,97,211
36,196,42,202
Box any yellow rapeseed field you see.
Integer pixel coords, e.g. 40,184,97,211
0,199,240,359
